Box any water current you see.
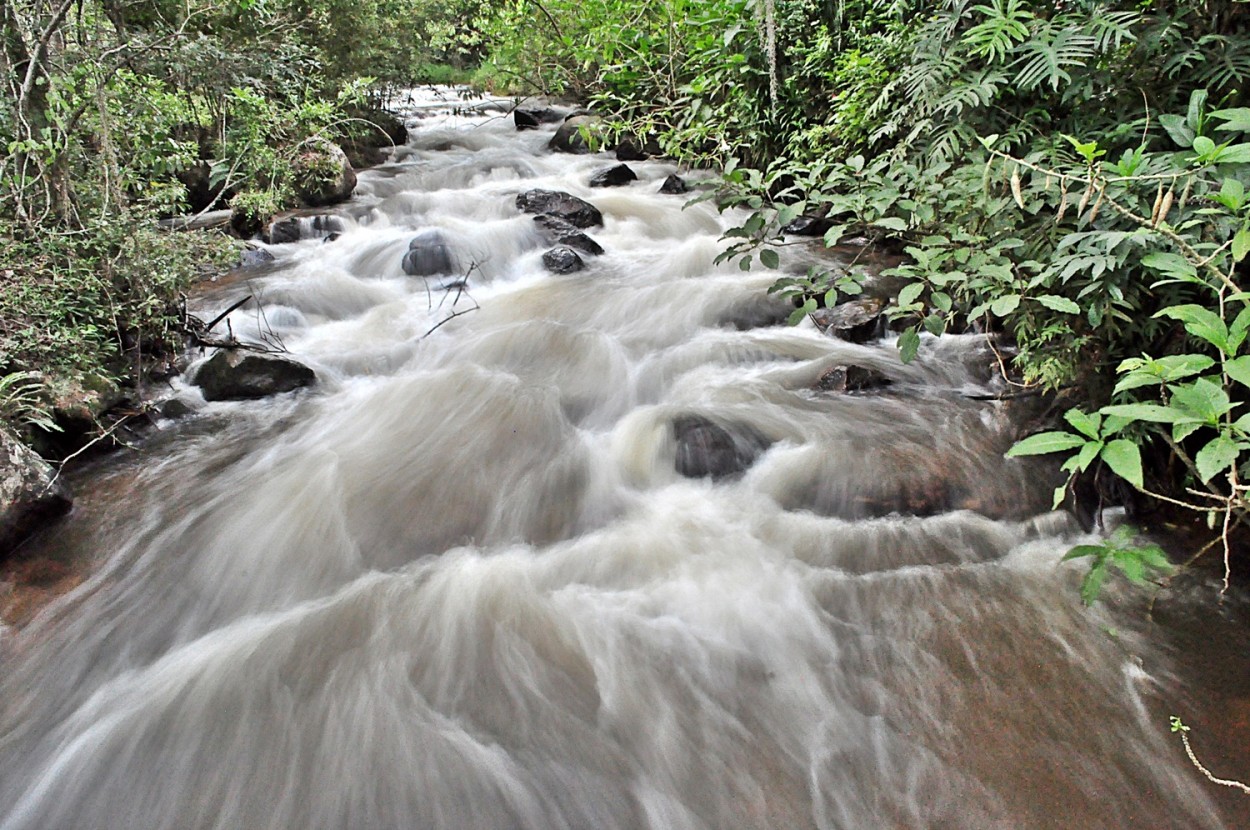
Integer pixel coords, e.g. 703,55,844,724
0,88,1245,829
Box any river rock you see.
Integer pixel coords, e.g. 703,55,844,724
659,174,689,195
402,229,455,277
548,114,603,154
673,415,772,480
516,189,603,228
265,214,345,245
194,350,317,401
816,364,893,393
782,214,833,237
811,298,885,343
542,247,585,274
532,215,604,256
589,164,637,188
614,139,649,161
293,139,356,207
0,428,71,555
514,108,562,131
237,247,275,269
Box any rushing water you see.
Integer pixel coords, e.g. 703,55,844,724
0,89,1243,829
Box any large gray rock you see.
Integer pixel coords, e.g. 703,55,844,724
194,350,316,401
0,428,71,554
532,215,604,256
516,189,603,228
401,229,455,277
548,114,604,153
659,174,689,195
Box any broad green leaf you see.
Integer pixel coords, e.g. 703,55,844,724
1052,484,1067,510
1100,439,1144,490
897,282,924,307
1140,252,1198,283
1212,107,1250,133
1006,431,1088,456
1081,560,1109,605
1195,433,1241,482
1169,377,1233,423
873,217,908,232
1064,409,1102,439
1234,228,1250,263
898,328,921,363
1217,144,1250,164
990,294,1021,317
1034,295,1080,314
1226,355,1250,387
1074,440,1102,472
1155,305,1229,353
1112,550,1147,584
1193,135,1217,159
1100,402,1189,423
1159,114,1195,149
1135,543,1173,573
759,248,780,269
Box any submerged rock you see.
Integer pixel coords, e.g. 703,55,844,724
542,247,585,274
265,214,346,245
589,164,637,188
516,189,603,229
811,298,884,343
237,247,275,270
614,139,650,161
194,350,316,401
401,229,455,277
514,108,562,131
0,428,71,555
673,415,772,480
659,174,689,195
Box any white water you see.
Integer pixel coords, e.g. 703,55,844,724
0,89,1229,829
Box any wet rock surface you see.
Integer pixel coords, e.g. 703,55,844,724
811,298,885,343
517,189,604,228
401,229,455,277
542,247,585,274
0,429,71,555
548,114,603,154
589,164,637,188
514,108,563,130
194,350,317,401
816,364,894,393
659,174,689,195
673,415,773,480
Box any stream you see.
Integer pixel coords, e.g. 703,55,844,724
1,88,1246,829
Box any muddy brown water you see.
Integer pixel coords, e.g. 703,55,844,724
0,88,1246,829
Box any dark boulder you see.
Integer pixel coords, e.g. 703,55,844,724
542,247,585,274
615,139,649,161
517,189,603,228
549,114,604,154
514,108,563,131
589,164,637,188
532,215,604,256
659,174,689,195
0,428,71,555
194,350,316,401
811,298,885,343
265,214,346,245
816,364,893,393
782,214,833,237
557,232,604,256
401,229,454,277
673,415,772,480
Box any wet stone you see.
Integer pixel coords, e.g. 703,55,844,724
816,364,893,393
548,114,603,153
0,428,72,555
782,214,833,237
542,247,585,274
659,174,689,195
194,350,317,401
811,298,885,343
401,229,454,277
589,164,637,188
517,189,603,229
514,108,562,131
237,247,275,270
673,415,772,480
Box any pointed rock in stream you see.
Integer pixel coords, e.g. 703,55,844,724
0,428,71,554
589,164,637,188
542,247,585,274
659,174,689,195
811,298,885,343
194,350,317,401
401,229,455,277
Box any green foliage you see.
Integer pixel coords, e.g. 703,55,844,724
1060,524,1172,606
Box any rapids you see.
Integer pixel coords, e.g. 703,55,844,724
0,88,1243,829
